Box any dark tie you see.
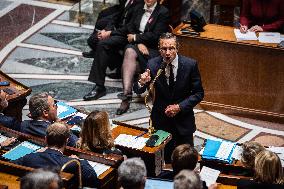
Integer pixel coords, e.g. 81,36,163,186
169,63,174,92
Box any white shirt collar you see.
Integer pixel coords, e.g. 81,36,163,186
171,54,178,67
143,2,157,13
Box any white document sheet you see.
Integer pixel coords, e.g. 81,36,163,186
234,29,257,41
231,145,243,160
200,166,220,187
215,141,235,160
114,134,148,150
258,32,281,43
87,160,111,177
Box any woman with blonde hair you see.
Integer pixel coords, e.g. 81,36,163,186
76,110,122,155
238,150,284,189
241,141,265,169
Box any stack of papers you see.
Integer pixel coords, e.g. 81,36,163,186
234,29,257,41
87,160,111,177
202,139,236,164
200,166,220,187
2,141,41,160
258,32,281,43
57,101,77,120
114,134,148,150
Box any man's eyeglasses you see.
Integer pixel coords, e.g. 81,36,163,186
159,47,176,52
53,99,58,108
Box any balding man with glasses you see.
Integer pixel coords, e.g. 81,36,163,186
20,92,78,147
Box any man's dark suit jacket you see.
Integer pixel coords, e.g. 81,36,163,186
0,113,20,131
20,120,78,147
88,0,143,50
134,55,204,135
95,0,143,30
111,3,170,50
14,148,99,188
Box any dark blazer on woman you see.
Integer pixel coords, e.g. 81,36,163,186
111,3,170,49
240,0,284,31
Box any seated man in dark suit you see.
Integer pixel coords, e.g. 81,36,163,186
83,0,143,59
20,92,78,147
14,122,99,188
0,90,20,131
83,0,170,101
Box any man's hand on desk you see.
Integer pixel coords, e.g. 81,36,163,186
240,25,248,33
0,137,16,147
69,154,79,159
249,25,263,32
209,183,218,189
165,104,180,117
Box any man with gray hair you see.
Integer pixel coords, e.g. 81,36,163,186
174,170,202,189
20,92,78,146
174,170,217,189
118,157,147,189
21,168,62,189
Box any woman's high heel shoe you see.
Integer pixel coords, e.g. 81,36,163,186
116,100,130,115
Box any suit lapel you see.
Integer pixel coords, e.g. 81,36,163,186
173,57,185,95
144,5,160,32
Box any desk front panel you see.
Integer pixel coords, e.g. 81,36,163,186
176,29,284,122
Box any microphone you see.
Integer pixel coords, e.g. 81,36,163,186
155,62,167,79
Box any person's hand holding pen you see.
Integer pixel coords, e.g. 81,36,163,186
240,24,248,33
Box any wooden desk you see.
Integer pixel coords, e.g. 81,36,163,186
0,70,31,122
0,125,123,189
0,160,73,189
174,24,284,123
112,121,172,177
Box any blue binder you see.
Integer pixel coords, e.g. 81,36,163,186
202,139,236,164
2,141,41,161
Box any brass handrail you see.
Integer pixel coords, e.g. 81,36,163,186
61,159,82,189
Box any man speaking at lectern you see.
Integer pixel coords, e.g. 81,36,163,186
134,33,204,162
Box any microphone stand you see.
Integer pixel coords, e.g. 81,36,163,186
144,63,166,135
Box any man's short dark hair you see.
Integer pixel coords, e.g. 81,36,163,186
172,144,198,174
46,123,70,148
21,168,62,189
118,158,147,189
158,32,179,49
29,92,50,119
